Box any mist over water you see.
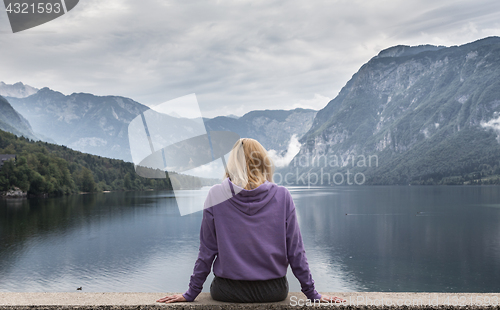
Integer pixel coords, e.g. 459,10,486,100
1,186,500,293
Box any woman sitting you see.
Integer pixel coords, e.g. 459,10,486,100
157,138,344,304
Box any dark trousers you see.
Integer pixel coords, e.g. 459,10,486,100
210,275,289,303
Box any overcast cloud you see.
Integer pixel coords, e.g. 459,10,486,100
1,0,500,117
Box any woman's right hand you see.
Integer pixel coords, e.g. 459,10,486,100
319,295,346,303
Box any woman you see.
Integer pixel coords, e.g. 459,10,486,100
157,138,344,304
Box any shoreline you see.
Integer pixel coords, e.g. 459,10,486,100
2,183,500,200
0,188,176,200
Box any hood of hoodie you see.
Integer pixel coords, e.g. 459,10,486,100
223,178,278,216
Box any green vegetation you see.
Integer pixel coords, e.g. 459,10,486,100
0,129,215,196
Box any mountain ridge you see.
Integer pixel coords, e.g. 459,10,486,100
205,107,317,153
0,81,38,98
6,88,151,161
289,36,500,185
6,87,317,162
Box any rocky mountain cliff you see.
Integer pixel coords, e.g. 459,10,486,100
288,37,500,185
0,95,37,140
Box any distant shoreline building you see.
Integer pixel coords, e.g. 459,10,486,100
0,154,16,170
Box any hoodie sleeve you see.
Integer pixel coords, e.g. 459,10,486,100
183,207,218,302
285,190,322,301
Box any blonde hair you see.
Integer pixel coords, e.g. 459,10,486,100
224,138,274,190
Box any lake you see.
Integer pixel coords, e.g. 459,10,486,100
1,185,499,293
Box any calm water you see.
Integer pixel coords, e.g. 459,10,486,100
1,186,500,293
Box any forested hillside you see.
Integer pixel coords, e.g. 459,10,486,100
0,130,213,196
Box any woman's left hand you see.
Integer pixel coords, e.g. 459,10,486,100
156,294,187,303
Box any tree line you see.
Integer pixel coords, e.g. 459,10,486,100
0,130,215,196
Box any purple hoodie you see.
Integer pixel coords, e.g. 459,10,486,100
182,178,322,302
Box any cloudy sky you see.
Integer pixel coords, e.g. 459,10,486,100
1,0,500,117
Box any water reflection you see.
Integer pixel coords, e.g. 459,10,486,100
291,186,500,292
1,186,500,292
0,191,203,292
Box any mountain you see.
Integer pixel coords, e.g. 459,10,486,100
287,36,500,185
0,95,38,140
205,108,317,153
6,86,316,162
6,88,150,162
0,81,38,98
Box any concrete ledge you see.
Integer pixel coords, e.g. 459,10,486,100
1,292,500,309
